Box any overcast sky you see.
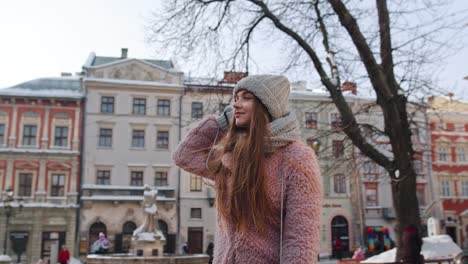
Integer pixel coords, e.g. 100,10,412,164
0,0,467,99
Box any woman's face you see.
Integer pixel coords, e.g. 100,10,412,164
233,90,255,128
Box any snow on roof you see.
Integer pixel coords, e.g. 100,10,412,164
361,235,462,263
184,76,236,88
290,89,374,102
0,148,79,155
84,77,184,89
0,77,83,99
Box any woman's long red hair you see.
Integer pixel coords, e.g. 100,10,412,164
208,97,275,235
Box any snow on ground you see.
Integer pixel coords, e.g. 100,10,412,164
362,235,462,263
70,257,82,264
0,255,12,261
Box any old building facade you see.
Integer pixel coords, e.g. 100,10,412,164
79,49,183,257
428,96,468,248
0,77,83,263
178,74,238,254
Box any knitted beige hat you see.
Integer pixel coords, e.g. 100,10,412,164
233,75,290,120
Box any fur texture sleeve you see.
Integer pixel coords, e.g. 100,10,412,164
282,144,323,263
172,115,223,180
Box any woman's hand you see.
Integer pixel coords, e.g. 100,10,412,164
216,105,233,130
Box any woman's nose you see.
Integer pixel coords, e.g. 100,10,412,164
233,100,240,109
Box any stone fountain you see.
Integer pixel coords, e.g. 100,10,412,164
86,185,209,264
131,185,166,257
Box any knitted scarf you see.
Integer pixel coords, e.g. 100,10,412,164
267,112,302,152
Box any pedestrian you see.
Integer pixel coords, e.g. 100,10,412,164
333,236,343,259
91,232,111,254
58,244,70,264
401,224,424,264
206,242,214,264
352,246,365,260
182,242,189,254
173,75,323,263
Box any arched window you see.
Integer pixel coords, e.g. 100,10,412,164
89,222,107,252
122,221,137,234
331,216,349,254
121,221,137,253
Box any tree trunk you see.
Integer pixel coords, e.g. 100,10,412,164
391,165,421,260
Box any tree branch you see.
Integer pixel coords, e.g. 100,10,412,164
249,0,392,170
376,0,397,93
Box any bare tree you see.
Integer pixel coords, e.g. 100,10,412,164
148,0,467,259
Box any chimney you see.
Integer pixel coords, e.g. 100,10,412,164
342,81,357,95
121,48,128,59
223,71,248,84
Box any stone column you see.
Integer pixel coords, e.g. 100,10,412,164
5,159,14,190
30,208,43,264
35,159,47,203
8,105,17,147
41,108,50,149
73,107,81,151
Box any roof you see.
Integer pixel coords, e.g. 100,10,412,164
0,77,83,99
90,55,174,70
429,96,468,112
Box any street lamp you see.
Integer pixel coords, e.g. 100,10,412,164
207,188,215,207
311,140,321,154
1,188,21,255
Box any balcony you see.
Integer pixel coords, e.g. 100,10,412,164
383,207,396,219
81,184,176,202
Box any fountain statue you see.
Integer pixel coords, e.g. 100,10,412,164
132,185,166,256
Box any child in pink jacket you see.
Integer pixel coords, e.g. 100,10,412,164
173,75,323,263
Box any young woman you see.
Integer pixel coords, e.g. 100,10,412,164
173,75,323,263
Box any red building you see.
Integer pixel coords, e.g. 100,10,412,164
0,77,83,263
429,96,468,248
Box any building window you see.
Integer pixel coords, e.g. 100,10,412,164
330,113,342,130
462,181,468,197
54,126,69,147
0,124,5,145
191,102,203,119
18,173,33,197
437,123,444,131
22,124,37,146
333,174,346,194
456,147,466,162
154,171,168,186
101,96,115,113
190,174,202,192
438,147,449,162
416,184,426,206
157,99,171,116
332,140,344,158
98,128,112,147
365,183,378,206
305,112,317,129
441,180,451,197
455,124,465,132
190,208,202,219
96,170,111,185
157,131,169,149
130,171,144,186
131,130,145,148
133,98,146,115
50,174,65,197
